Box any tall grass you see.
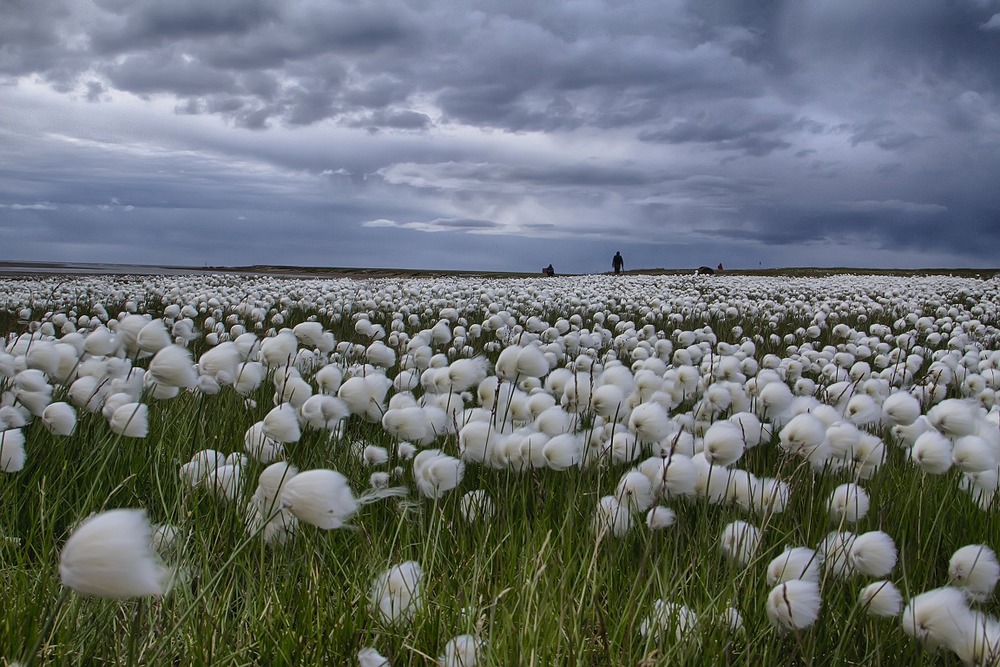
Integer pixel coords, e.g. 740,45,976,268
1,273,999,665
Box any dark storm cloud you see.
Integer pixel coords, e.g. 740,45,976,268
1,0,1000,271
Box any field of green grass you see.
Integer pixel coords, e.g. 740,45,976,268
1,271,999,665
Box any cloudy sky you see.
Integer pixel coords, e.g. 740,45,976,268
2,0,999,273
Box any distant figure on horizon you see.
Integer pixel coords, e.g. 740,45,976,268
717,263,724,272
612,251,624,275
542,264,555,277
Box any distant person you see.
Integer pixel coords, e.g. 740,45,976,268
717,263,724,272
542,264,555,277
612,251,624,275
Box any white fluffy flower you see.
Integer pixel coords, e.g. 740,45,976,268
1,428,26,472
767,547,823,585
766,579,821,631
720,520,761,567
593,495,632,538
109,402,149,438
848,531,898,577
859,580,903,617
59,509,168,598
41,401,77,436
827,483,869,524
645,506,677,530
371,561,424,626
280,469,359,529
413,449,465,499
439,634,482,667
949,544,1000,602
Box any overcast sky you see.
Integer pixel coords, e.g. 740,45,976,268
2,0,999,273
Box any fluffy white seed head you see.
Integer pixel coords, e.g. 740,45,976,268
645,506,677,530
42,401,76,436
720,520,761,567
949,545,1000,602
848,531,898,577
767,547,823,585
629,402,671,443
952,435,999,473
881,391,922,426
928,399,979,438
593,495,632,538
0,428,27,472
413,449,465,498
59,509,168,598
909,431,954,474
859,580,904,617
614,470,654,512
439,634,482,667
109,402,149,438
779,413,827,456
828,483,870,524
280,469,358,529
263,403,302,443
901,586,974,652
766,580,822,631
371,561,424,626
148,344,199,388
702,421,746,466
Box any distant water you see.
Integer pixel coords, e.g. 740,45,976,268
0,261,214,276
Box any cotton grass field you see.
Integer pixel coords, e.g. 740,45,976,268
2,270,1000,666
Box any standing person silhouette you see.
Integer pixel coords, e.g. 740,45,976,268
612,251,624,275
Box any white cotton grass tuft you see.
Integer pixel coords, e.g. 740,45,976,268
439,634,482,667
59,508,169,598
639,600,699,641
233,361,265,396
357,647,391,667
645,506,677,530
701,420,746,466
827,483,870,524
593,495,632,538
263,403,302,443
778,413,827,457
628,402,671,443
881,391,922,426
1,428,27,473
148,344,199,388
280,469,359,529
413,449,465,498
949,544,1000,602
820,530,858,579
279,468,404,530
244,421,284,463
371,561,424,626
767,547,823,585
720,520,761,567
109,402,149,438
614,470,654,513
859,580,904,617
848,531,898,577
901,586,975,652
766,579,822,631
927,399,979,438
909,431,954,474
459,489,496,523
300,394,350,431
447,357,490,392
952,435,999,474
542,433,584,471
41,401,77,436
